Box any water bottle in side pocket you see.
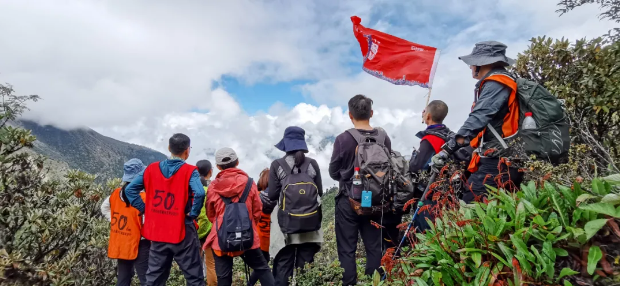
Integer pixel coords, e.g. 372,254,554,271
351,167,363,200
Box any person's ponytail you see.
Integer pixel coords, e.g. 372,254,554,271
294,150,305,168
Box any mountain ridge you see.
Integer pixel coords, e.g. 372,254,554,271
13,120,167,181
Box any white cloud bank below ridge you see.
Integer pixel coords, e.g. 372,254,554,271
97,97,425,188
0,0,616,188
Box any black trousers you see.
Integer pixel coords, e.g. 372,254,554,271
146,222,205,286
463,158,524,203
335,197,383,286
116,239,151,286
272,243,321,286
247,250,270,286
381,213,402,252
213,248,274,286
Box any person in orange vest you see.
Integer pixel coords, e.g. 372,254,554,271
248,168,276,285
125,133,206,286
432,41,524,203
101,158,150,286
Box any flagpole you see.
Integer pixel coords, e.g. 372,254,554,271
421,88,432,123
421,49,441,123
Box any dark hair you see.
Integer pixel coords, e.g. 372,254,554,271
169,133,191,156
196,160,212,177
287,150,306,169
257,168,269,192
426,100,449,123
348,94,373,120
120,182,130,208
218,159,239,170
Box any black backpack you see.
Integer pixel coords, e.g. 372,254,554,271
216,178,254,252
277,158,322,234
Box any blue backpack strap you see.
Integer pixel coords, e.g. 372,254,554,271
220,177,254,204
239,177,254,204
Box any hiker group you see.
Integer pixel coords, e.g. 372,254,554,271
101,41,570,286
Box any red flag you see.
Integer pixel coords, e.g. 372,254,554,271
351,16,440,88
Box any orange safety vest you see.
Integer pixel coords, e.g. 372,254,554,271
257,212,271,253
467,74,519,173
108,188,145,260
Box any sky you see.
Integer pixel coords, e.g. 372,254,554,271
0,0,615,189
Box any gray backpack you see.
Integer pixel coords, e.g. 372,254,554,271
276,158,321,234
390,150,415,213
347,128,392,207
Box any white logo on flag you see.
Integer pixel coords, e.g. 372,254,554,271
411,46,424,51
368,42,379,60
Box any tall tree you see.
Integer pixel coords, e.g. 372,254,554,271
557,0,620,39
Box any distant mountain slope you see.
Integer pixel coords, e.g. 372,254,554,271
15,120,167,180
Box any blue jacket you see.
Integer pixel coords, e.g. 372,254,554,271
125,159,205,221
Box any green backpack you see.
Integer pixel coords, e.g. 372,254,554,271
487,76,570,164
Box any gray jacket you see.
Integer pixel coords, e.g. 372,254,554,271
456,67,515,157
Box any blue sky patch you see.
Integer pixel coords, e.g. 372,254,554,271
215,76,316,114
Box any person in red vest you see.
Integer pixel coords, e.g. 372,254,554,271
408,100,451,232
101,158,150,286
125,133,206,286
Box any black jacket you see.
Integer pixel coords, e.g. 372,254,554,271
409,125,452,174
259,187,277,215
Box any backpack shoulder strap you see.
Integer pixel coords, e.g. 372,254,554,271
239,177,254,204
485,124,509,149
277,158,293,175
346,128,366,144
374,127,387,145
347,128,386,144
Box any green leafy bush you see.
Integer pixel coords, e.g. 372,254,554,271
383,175,620,286
0,84,115,285
514,36,620,174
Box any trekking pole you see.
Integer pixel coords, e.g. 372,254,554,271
383,168,438,280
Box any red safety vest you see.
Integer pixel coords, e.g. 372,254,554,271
142,162,196,244
421,134,446,154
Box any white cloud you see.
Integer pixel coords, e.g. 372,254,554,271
0,0,616,189
96,104,423,188
302,0,616,133
0,0,375,127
